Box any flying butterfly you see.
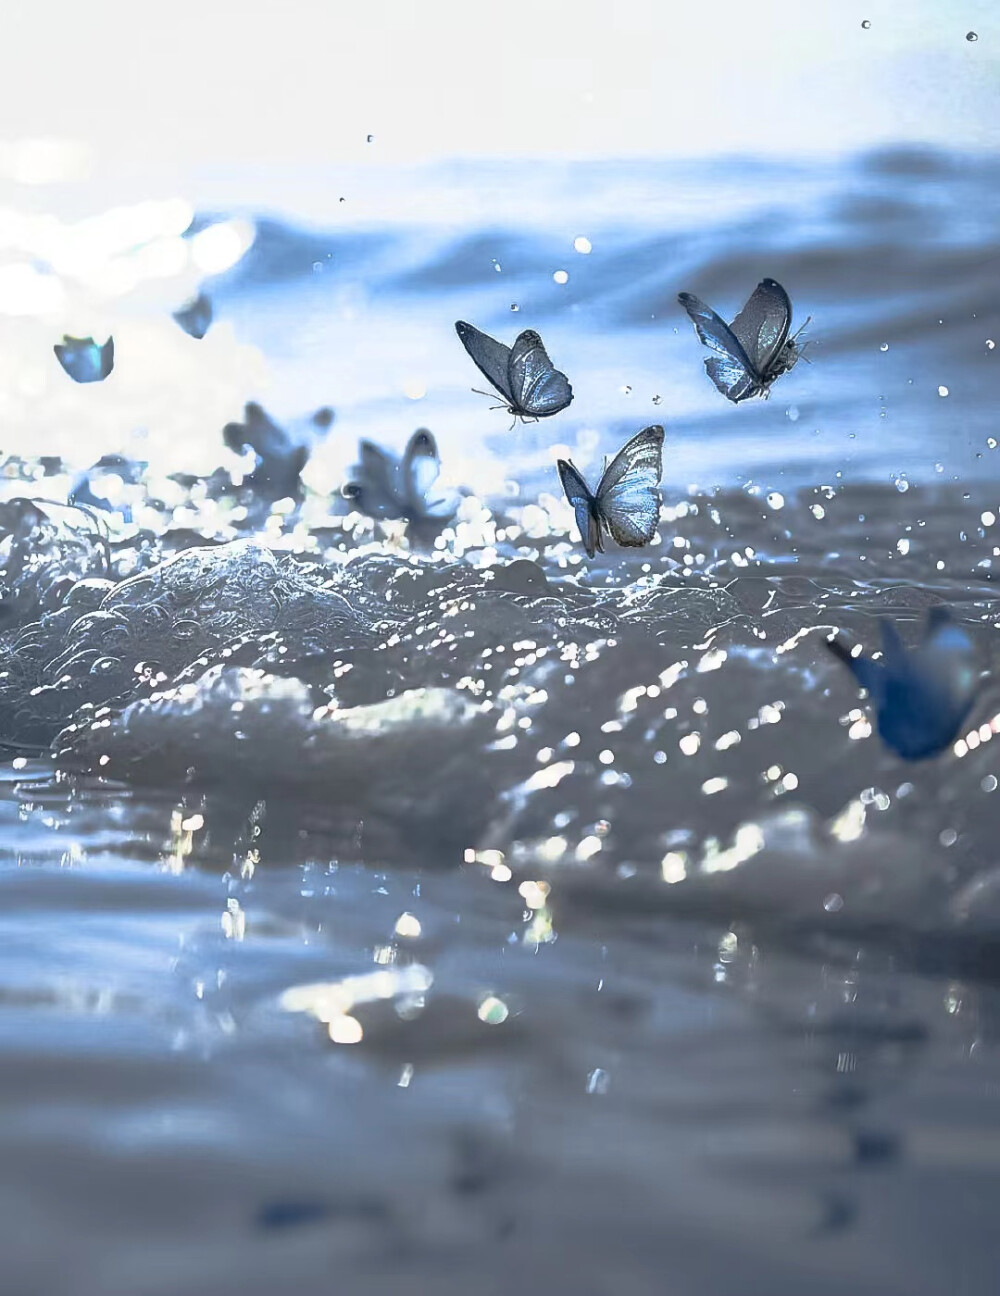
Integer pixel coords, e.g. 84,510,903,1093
455,320,573,424
677,278,808,403
54,334,114,384
557,425,664,559
343,428,459,525
173,292,213,339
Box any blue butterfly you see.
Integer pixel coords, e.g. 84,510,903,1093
172,293,213,339
343,429,459,525
455,321,572,424
557,425,664,559
223,402,331,502
53,335,114,384
678,279,807,403
826,607,979,760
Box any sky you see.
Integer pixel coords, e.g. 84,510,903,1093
0,0,996,193
0,0,994,476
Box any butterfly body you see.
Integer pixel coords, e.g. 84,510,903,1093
557,425,664,559
678,278,803,403
455,321,572,422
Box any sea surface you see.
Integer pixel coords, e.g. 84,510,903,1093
2,147,1000,1294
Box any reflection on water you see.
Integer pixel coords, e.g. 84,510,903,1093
1,148,1000,1292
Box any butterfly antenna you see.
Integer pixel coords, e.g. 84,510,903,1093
790,315,812,344
470,387,507,412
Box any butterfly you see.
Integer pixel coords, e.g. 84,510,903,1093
53,335,114,384
343,428,459,525
455,321,573,424
826,607,979,760
223,402,330,502
172,293,213,339
557,425,664,559
677,278,807,403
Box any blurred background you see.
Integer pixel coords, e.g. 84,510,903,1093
3,6,1000,1296
0,0,996,488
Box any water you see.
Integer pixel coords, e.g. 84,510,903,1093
3,147,1000,1294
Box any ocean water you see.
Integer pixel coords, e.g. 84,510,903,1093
3,147,1000,1294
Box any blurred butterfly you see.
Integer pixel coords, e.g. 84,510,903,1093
557,425,664,559
677,279,808,403
826,606,979,760
343,429,459,526
455,321,572,424
172,293,213,339
54,335,114,384
223,401,332,502
69,452,148,522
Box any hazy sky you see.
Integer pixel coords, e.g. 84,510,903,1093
1,0,997,183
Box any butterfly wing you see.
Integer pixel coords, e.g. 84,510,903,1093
343,440,400,516
508,330,573,417
677,292,759,402
593,425,664,548
401,429,457,520
455,321,515,404
826,636,884,697
54,335,114,384
728,278,792,377
402,429,440,501
173,293,213,339
557,459,602,558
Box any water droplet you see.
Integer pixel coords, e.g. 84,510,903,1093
312,261,323,273
785,405,800,422
987,339,995,350
861,19,871,28
894,477,909,493
492,258,502,273
586,1068,610,1095
510,303,519,312
938,385,949,397
651,394,662,405
366,134,375,143
477,995,509,1025
766,491,785,510
823,893,844,913
879,342,889,351
966,30,978,42
553,269,569,284
621,384,632,395
574,236,592,254
989,438,998,449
